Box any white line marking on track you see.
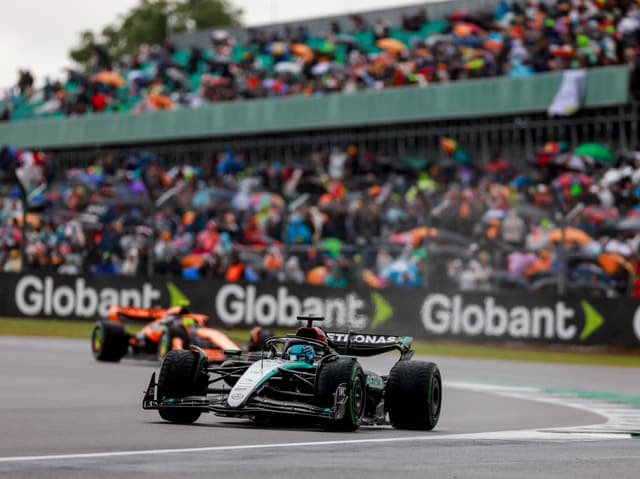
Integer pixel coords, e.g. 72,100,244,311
0,431,627,464
0,380,634,464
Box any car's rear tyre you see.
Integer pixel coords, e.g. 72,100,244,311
157,350,207,424
385,361,441,430
158,325,188,359
317,358,366,431
91,320,128,362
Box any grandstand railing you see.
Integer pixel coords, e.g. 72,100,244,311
0,66,631,158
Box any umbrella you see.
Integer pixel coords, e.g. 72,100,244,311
376,38,407,53
511,175,533,187
192,187,236,209
306,266,328,285
484,158,511,173
554,172,593,189
547,227,593,245
391,227,439,246
336,34,359,47
274,62,303,74
320,238,343,258
402,157,430,171
616,216,640,232
311,62,331,75
291,43,314,62
181,254,205,269
268,42,289,56
483,39,503,50
583,206,618,224
91,71,126,87
575,143,614,164
233,192,285,212
453,22,484,37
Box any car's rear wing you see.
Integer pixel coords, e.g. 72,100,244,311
107,306,168,322
325,332,414,359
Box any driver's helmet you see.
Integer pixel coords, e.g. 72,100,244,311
286,344,316,363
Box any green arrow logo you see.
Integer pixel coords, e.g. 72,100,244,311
370,292,393,330
166,282,191,307
580,301,604,340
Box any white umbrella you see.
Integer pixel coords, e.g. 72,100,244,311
274,62,303,74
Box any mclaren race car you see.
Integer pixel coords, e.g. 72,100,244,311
91,305,269,363
143,317,441,431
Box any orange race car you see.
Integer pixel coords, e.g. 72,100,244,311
91,305,270,363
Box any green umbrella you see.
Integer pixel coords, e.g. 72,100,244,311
402,156,430,171
575,143,614,164
320,238,343,258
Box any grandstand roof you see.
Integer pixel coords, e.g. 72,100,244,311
171,0,501,48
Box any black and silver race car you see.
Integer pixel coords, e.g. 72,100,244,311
143,317,441,431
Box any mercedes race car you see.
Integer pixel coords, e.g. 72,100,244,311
91,305,269,363
143,317,442,431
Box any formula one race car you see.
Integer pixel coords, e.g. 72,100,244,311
91,305,267,363
143,317,441,431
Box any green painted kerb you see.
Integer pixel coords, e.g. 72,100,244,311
542,386,640,406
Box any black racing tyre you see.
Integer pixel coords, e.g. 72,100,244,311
317,358,366,431
157,350,208,424
158,325,189,359
91,320,128,362
385,361,442,430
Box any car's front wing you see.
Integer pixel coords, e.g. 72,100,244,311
142,372,346,420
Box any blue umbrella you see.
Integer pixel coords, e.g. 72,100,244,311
511,175,533,187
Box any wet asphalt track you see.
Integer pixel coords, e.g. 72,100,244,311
0,336,638,478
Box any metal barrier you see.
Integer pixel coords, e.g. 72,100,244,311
51,101,638,172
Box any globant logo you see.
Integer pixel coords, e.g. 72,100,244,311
421,293,583,340
215,284,367,329
15,275,161,318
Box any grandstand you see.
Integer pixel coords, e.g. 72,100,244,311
1,0,640,297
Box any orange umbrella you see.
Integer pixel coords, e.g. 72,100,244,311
291,43,314,62
181,254,205,269
598,253,633,275
484,39,503,51
376,38,407,53
391,227,439,246
453,22,484,37
91,71,126,87
148,93,173,110
362,269,385,289
306,266,328,285
547,227,592,245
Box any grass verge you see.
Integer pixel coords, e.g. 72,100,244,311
1,317,639,367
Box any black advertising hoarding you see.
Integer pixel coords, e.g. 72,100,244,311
2,273,640,347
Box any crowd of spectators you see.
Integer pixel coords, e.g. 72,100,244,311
2,0,640,121
2,138,640,298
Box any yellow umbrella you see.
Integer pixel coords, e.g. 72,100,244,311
91,71,126,87
376,38,407,53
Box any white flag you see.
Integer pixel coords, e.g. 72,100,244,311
548,69,586,117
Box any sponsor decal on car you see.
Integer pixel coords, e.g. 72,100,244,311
326,332,401,345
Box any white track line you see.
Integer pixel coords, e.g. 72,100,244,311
0,431,626,464
0,380,632,464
